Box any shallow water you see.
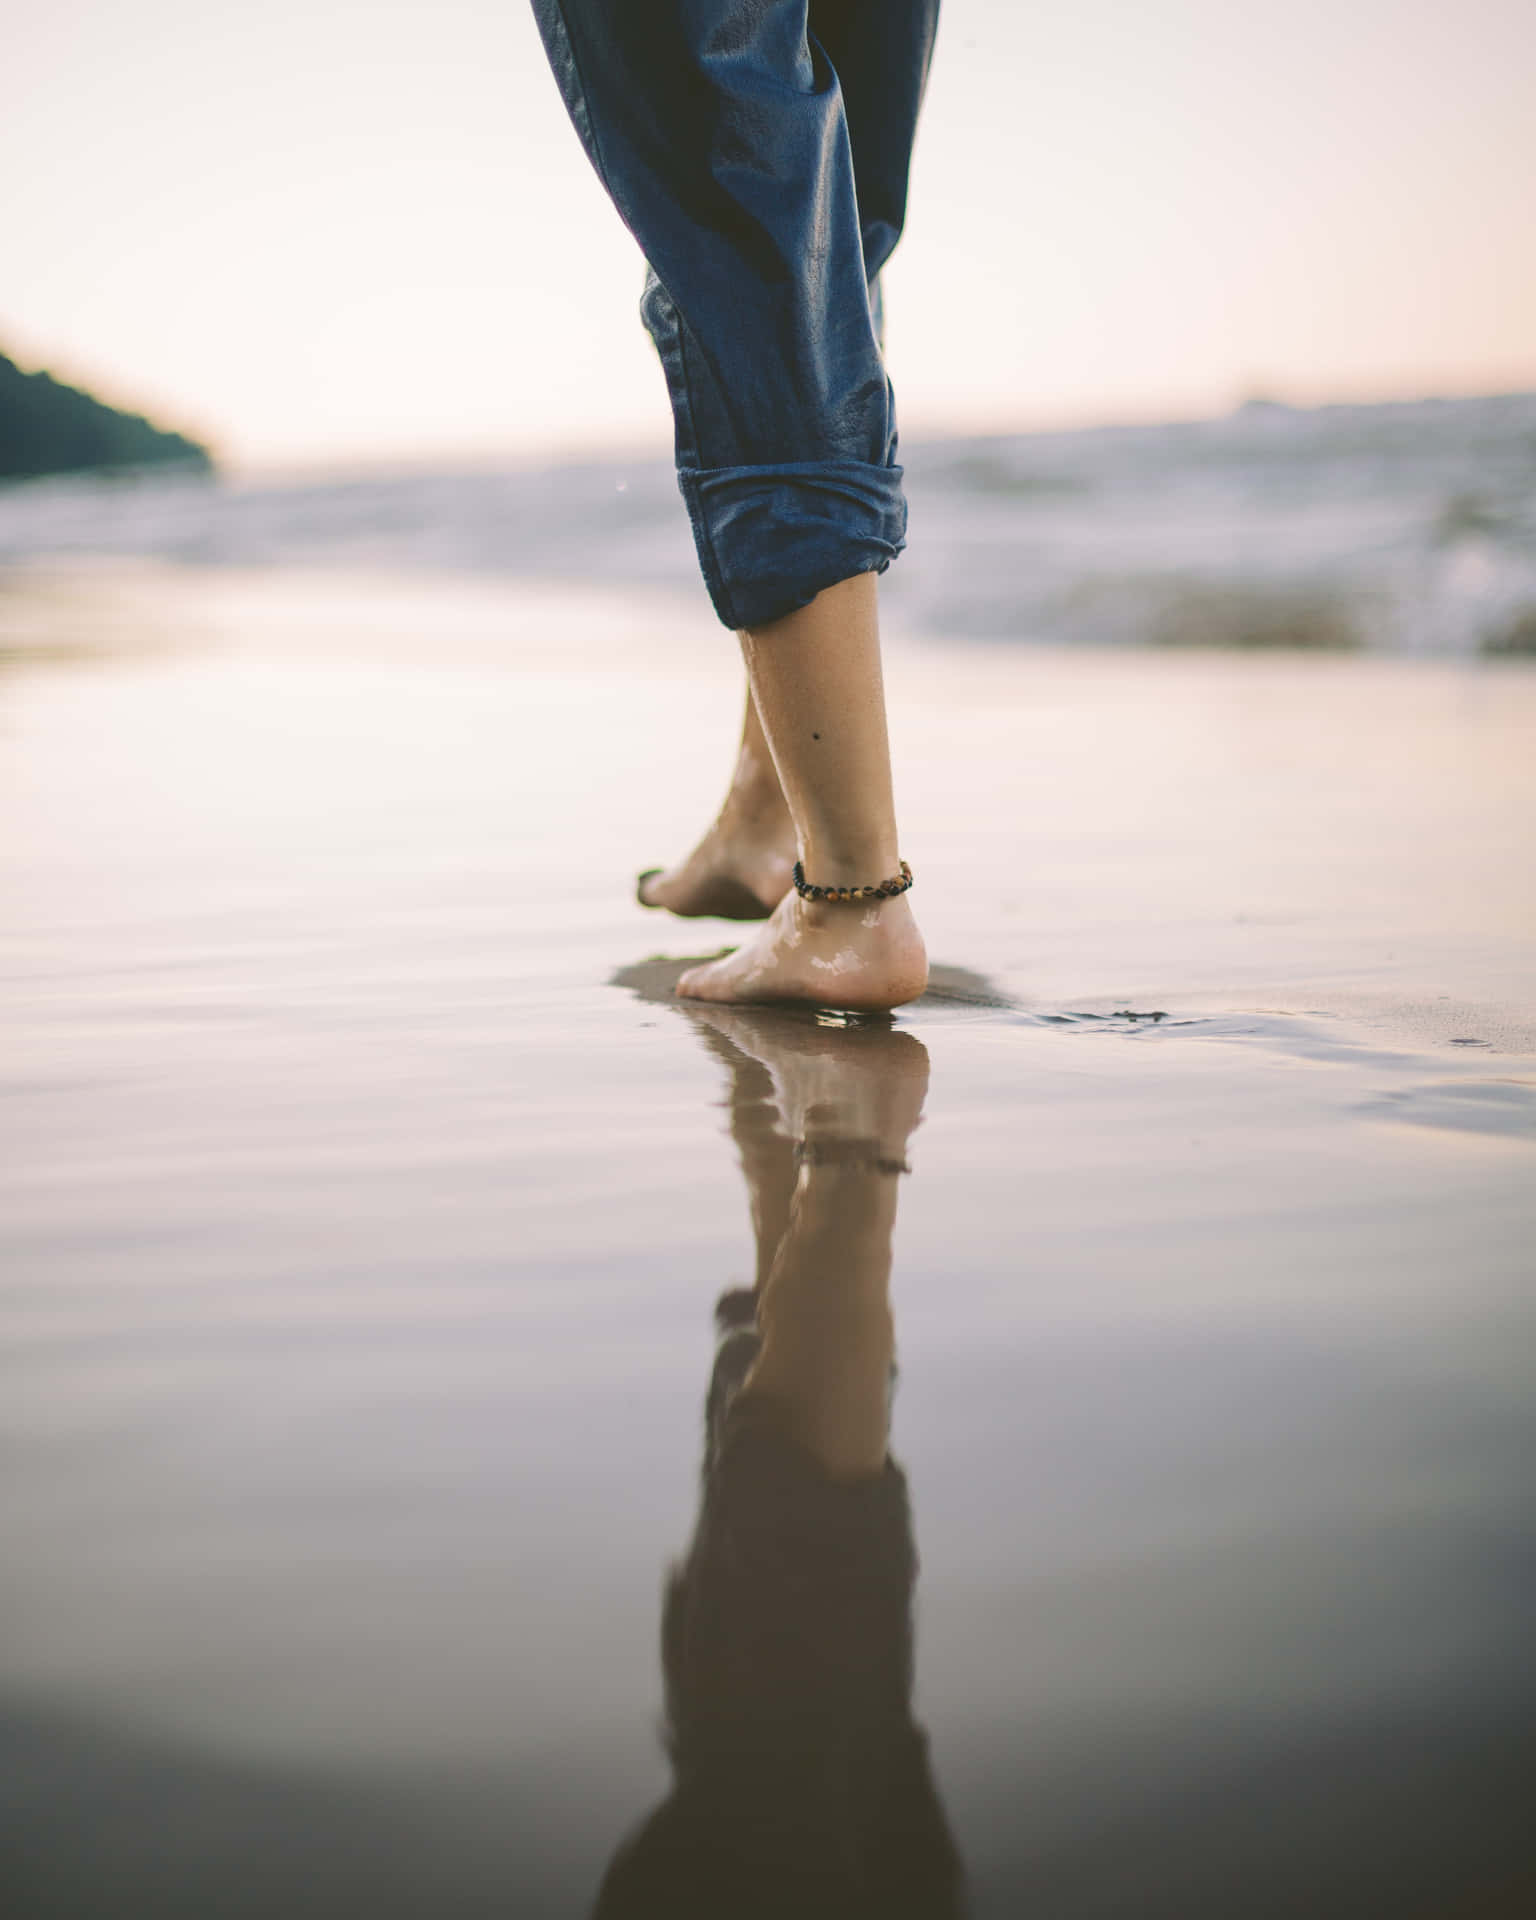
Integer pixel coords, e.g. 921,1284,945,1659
3,575,1534,1915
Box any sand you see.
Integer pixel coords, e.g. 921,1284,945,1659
1,566,1533,1916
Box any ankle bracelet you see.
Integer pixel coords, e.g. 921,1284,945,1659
792,858,913,904
794,1138,911,1176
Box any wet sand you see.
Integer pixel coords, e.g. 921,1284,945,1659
2,568,1534,1916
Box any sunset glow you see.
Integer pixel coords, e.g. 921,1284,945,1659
5,0,1533,467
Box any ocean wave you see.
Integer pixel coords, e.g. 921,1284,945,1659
2,390,1533,656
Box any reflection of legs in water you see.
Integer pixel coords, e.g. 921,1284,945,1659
594,1012,962,1920
687,1002,929,1307
689,1004,930,1476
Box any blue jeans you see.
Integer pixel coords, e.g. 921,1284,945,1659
530,0,940,629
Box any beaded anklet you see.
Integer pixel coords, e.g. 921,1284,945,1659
792,858,913,904
794,1138,911,1176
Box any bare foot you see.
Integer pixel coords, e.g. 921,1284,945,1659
637,711,796,919
637,814,795,920
676,891,928,1011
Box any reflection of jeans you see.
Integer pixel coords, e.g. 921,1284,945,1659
530,0,940,629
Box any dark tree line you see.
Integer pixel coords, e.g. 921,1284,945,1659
0,349,213,481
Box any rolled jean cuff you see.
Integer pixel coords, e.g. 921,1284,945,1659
677,460,907,631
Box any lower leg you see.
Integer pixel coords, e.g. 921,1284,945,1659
637,685,796,919
678,573,927,1011
740,570,901,884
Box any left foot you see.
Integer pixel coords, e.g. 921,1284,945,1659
637,716,796,919
636,815,795,920
676,891,928,1011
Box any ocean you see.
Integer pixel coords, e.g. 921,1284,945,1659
2,389,1534,655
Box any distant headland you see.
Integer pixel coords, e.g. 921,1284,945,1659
0,349,213,483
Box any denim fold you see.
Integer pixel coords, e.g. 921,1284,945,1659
679,460,906,631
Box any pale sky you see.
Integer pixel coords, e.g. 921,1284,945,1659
5,0,1533,470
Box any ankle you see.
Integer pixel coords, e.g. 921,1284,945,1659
797,835,903,890
723,764,792,831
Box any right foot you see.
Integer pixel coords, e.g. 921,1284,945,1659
676,889,928,1011
637,818,796,920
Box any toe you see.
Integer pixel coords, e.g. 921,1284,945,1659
636,868,664,908
677,958,729,1000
